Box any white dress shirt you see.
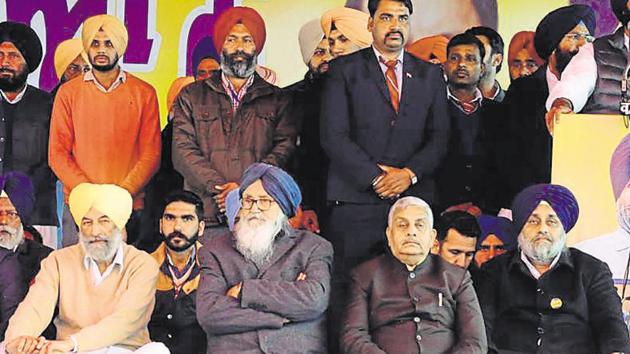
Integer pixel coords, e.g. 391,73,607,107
372,45,404,99
83,244,124,286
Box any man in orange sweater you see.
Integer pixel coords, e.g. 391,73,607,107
49,14,161,247
2,183,168,354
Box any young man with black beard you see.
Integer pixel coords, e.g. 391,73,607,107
173,7,295,239
148,190,207,354
500,5,595,205
0,22,58,246
49,15,161,248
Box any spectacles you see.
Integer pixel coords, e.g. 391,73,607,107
241,197,276,211
0,210,19,221
564,33,595,43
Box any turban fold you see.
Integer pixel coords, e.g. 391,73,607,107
225,189,241,231
407,35,449,64
69,183,132,230
610,133,630,201
512,184,579,235
476,215,515,250
82,14,129,57
213,7,266,53
166,76,194,113
298,18,325,65
239,163,302,218
0,172,34,223
321,7,372,48
534,5,596,60
0,21,43,73
508,31,544,67
54,38,89,80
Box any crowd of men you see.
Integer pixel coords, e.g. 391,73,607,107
0,0,630,353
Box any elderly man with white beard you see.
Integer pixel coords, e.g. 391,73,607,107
476,183,630,354
196,163,333,354
2,183,169,354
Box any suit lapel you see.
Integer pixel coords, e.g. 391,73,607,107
257,230,297,276
363,49,394,109
399,53,415,114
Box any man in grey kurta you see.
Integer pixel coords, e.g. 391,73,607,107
195,163,333,354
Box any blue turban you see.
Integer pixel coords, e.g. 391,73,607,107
225,189,241,231
239,163,302,218
476,215,515,251
512,184,579,235
0,172,34,223
610,133,630,201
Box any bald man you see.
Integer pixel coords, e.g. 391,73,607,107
2,184,168,354
49,15,161,248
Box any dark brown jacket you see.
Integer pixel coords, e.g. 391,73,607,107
172,71,296,224
341,254,487,354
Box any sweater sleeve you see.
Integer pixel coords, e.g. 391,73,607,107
48,86,91,191
72,255,159,351
4,253,60,341
119,85,161,196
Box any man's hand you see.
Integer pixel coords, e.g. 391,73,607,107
39,339,74,354
5,336,46,354
373,165,412,199
545,98,573,136
226,282,242,299
296,272,307,281
214,182,239,213
300,210,320,233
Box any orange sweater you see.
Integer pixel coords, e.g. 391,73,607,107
49,72,161,209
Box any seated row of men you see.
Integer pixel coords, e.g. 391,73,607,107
0,166,627,354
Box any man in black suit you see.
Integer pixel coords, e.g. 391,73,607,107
320,0,449,349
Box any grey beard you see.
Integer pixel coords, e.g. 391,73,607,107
221,52,257,79
617,200,630,234
0,224,24,250
518,231,566,265
79,229,124,263
234,214,288,267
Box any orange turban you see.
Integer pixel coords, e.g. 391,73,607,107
407,35,449,64
54,38,89,80
166,76,194,113
213,7,266,53
508,31,544,67
321,7,372,48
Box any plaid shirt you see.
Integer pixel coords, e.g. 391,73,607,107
221,72,255,112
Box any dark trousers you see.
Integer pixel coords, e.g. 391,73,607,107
325,201,391,353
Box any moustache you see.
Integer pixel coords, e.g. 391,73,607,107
166,231,189,241
228,50,254,60
386,31,404,40
0,68,16,74
0,225,17,235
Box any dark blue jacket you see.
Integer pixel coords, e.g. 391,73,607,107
0,247,27,341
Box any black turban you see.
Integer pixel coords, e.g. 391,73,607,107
534,5,596,60
611,0,630,27
0,21,43,73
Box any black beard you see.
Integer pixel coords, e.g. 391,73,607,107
91,55,120,73
221,50,257,78
0,68,28,92
163,231,198,252
555,49,576,74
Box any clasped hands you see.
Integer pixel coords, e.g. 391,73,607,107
226,273,307,299
373,164,413,199
5,335,74,354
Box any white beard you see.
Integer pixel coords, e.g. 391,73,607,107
0,224,24,250
79,229,124,263
234,213,285,266
518,231,566,265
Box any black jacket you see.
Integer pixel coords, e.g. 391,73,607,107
16,237,53,283
320,49,450,206
0,85,57,225
0,247,27,341
476,248,630,354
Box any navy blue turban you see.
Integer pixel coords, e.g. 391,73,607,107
534,5,596,60
239,163,302,218
0,171,34,223
476,215,515,251
512,184,579,235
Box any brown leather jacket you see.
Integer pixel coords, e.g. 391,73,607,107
172,71,296,224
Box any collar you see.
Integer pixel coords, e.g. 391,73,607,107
165,243,198,268
446,86,484,103
0,84,28,104
514,248,572,279
372,45,405,66
221,72,255,94
83,244,124,272
153,241,202,267
612,228,630,252
489,80,502,99
83,68,127,93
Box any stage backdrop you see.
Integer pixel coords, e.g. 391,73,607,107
0,0,613,125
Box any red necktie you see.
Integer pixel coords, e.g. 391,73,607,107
380,58,400,113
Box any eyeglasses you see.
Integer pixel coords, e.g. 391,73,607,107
564,33,595,43
0,210,19,221
241,197,276,211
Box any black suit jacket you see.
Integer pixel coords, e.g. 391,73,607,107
320,48,450,205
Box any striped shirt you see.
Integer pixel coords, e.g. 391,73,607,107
221,72,255,112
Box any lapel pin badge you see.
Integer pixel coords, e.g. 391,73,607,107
406,72,412,78
550,297,563,310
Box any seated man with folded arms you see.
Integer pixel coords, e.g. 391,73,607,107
196,163,333,354
341,196,487,353
2,183,168,354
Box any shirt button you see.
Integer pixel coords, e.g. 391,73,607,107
465,164,472,169
416,334,422,341
0,137,5,142
390,120,396,127
409,273,416,279
464,186,472,192
413,317,420,323
537,327,544,334
537,338,542,346
166,314,173,320
167,334,173,339
413,297,419,302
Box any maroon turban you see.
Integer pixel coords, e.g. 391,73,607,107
213,7,266,53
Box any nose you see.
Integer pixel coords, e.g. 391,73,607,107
0,213,8,225
519,66,530,77
454,254,467,268
488,248,496,259
174,217,183,231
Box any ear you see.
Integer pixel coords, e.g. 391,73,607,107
367,17,374,33
480,62,487,77
493,53,503,67
198,220,205,236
